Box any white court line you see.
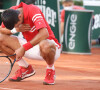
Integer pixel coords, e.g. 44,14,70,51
0,87,23,90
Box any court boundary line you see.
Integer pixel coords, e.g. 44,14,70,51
0,87,23,90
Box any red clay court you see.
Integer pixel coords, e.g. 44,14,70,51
0,48,100,90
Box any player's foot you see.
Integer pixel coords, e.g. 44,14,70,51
9,65,35,81
43,69,56,85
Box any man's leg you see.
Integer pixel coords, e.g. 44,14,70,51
0,34,35,81
0,34,28,65
39,40,56,65
0,34,20,54
39,40,57,85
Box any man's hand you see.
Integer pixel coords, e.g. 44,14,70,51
16,24,31,32
15,46,25,60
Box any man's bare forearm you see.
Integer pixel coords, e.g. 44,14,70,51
30,28,49,46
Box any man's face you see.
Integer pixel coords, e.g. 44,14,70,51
15,13,23,27
62,1,73,7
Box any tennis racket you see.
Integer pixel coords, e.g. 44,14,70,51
0,54,16,83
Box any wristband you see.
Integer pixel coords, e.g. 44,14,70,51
23,42,33,51
11,28,18,34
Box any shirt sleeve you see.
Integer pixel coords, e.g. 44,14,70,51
61,10,65,22
29,6,47,30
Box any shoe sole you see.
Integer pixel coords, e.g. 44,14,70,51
43,82,55,85
9,70,36,82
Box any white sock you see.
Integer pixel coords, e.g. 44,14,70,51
17,58,29,68
47,64,55,70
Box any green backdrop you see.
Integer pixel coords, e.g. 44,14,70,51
85,6,100,39
2,0,17,9
62,10,93,54
0,0,17,24
84,1,100,47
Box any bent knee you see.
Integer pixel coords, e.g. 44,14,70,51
0,34,5,43
39,40,56,53
0,34,9,46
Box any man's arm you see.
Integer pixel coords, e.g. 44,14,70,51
15,6,49,60
61,10,65,37
15,27,49,60
61,22,64,36
30,28,49,46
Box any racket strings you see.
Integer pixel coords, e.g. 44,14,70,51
0,57,11,82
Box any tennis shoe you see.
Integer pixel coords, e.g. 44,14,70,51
43,69,56,85
9,65,35,81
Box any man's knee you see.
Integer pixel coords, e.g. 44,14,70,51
0,34,9,47
39,40,56,54
0,34,5,45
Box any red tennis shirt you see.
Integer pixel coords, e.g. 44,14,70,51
1,2,61,47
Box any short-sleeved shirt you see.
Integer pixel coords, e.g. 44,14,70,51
1,2,61,47
61,5,85,22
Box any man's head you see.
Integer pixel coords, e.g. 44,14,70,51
1,9,23,30
62,0,74,9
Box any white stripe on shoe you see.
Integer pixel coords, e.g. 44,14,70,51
22,70,36,79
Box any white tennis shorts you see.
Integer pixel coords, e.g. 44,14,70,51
17,37,61,60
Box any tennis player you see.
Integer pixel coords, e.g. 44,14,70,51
0,2,61,85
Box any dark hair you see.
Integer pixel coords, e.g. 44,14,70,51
23,0,37,4
1,9,20,30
